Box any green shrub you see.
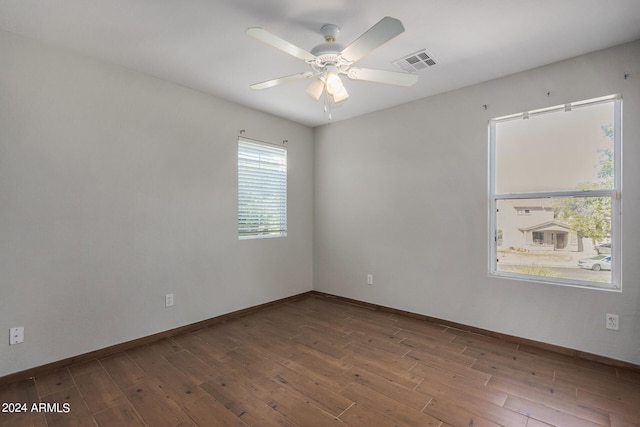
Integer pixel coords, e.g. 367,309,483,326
513,265,559,277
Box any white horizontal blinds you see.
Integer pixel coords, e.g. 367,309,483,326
238,138,287,239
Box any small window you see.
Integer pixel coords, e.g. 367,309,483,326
489,95,621,290
238,138,287,239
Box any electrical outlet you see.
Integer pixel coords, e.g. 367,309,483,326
606,313,619,331
10,327,24,345
367,274,373,285
165,293,174,307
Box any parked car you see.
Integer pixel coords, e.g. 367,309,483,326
578,255,611,271
595,243,611,254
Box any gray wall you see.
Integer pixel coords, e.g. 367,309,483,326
0,31,314,377
2,28,638,377
314,41,640,364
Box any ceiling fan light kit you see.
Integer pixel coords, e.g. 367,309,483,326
247,16,419,117
324,66,348,101
305,78,325,101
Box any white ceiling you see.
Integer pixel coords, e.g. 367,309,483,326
2,0,639,127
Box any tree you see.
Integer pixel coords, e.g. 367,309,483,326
554,125,613,242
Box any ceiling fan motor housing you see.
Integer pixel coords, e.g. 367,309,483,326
310,42,344,57
320,24,340,42
309,24,352,73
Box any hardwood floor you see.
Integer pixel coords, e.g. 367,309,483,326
1,294,639,426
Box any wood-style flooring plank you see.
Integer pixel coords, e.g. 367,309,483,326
99,353,146,390
337,402,401,427
448,328,520,352
616,367,640,385
345,306,398,328
164,350,218,385
403,344,479,369
391,314,449,336
341,352,422,390
0,411,48,427
72,369,126,414
609,411,640,427
467,347,556,386
67,360,103,377
200,376,298,427
342,315,401,338
92,402,146,427
488,377,610,426
169,334,227,366
554,367,640,405
34,369,75,398
2,295,639,427
181,394,247,427
140,362,208,405
339,382,441,426
411,362,507,407
122,382,189,427
410,353,493,385
344,340,416,371
347,330,408,357
525,418,554,427
42,387,93,427
397,324,457,346
271,366,354,417
422,383,522,426
423,400,502,427
282,344,353,391
224,322,295,362
194,324,244,354
504,396,607,427
261,387,342,426
344,366,433,411
296,315,352,338
293,329,353,360
0,380,47,427
577,388,640,423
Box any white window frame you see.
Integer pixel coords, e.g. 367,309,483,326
238,137,287,240
488,95,622,291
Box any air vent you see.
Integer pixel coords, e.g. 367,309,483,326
393,49,437,72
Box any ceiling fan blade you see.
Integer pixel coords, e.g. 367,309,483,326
340,17,405,62
246,27,316,62
250,72,316,90
346,67,419,86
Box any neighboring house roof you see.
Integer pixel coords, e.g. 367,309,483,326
518,220,571,232
512,203,554,210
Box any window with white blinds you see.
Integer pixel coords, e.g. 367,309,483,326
238,138,287,239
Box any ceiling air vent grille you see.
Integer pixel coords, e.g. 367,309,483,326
393,49,436,72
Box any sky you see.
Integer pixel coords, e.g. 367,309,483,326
495,101,614,194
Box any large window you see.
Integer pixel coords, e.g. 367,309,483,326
489,95,622,290
238,138,287,239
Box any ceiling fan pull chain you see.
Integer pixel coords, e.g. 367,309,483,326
323,90,333,120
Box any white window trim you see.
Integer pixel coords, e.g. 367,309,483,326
488,95,622,291
238,137,287,240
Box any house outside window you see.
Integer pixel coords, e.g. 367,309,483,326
489,95,622,290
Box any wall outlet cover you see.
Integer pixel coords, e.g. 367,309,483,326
165,294,174,307
606,313,619,331
10,327,24,345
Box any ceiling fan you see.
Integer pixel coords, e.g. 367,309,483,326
246,17,418,105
